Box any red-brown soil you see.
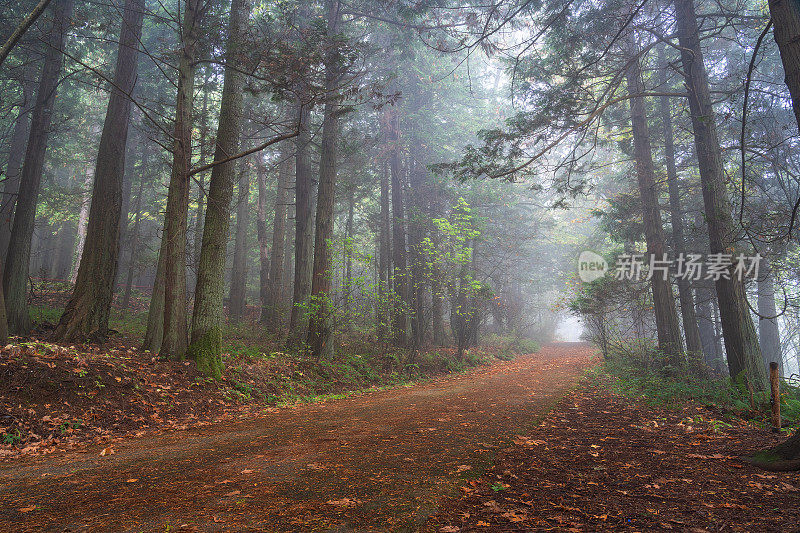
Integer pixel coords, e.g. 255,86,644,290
0,343,592,532
425,375,800,532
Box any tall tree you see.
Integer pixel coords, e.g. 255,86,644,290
187,0,249,377
658,55,703,358
0,66,36,262
228,159,251,322
3,0,74,333
157,0,203,359
673,0,767,390
386,106,408,345
261,144,292,325
53,0,144,341
307,0,343,358
286,97,314,349
624,40,684,363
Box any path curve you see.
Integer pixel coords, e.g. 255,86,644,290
0,343,593,532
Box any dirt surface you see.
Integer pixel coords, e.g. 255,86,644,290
425,376,800,532
0,343,592,532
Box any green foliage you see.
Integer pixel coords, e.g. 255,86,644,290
597,355,751,411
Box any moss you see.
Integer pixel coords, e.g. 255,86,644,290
187,326,224,380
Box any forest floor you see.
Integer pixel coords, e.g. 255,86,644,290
0,343,591,532
425,372,800,533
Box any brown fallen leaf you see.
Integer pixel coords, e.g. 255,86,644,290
125,478,138,483
18,506,37,513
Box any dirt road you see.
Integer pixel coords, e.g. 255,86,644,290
0,343,592,532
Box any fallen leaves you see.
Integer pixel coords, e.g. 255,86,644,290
326,498,361,507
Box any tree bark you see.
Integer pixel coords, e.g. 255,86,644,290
307,0,342,359
187,0,249,378
674,0,767,390
624,42,684,364
228,159,250,322
158,0,203,360
54,0,144,341
3,0,73,334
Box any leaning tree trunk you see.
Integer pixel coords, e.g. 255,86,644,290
3,0,73,334
53,0,143,342
158,0,203,360
769,0,800,131
674,0,767,391
228,159,251,323
307,0,342,359
625,43,684,364
187,0,249,378
262,144,292,325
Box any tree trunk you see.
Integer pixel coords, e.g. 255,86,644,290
287,96,314,349
378,159,390,340
159,0,203,360
386,107,408,345
193,66,211,276
262,145,291,324
0,71,35,263
54,0,143,341
695,281,722,372
343,188,355,327
674,0,767,391
228,159,250,323
143,234,167,352
70,166,93,283
187,0,248,378
625,43,684,364
256,156,270,322
121,167,146,311
657,48,703,358
758,264,782,373
307,0,342,359
3,0,73,334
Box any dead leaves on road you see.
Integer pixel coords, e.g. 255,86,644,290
426,378,800,532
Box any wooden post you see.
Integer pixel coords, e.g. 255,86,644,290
770,361,781,432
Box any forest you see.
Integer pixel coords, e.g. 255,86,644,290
0,0,800,530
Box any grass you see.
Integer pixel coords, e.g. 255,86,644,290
594,351,800,429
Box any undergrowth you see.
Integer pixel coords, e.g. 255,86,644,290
594,350,800,428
